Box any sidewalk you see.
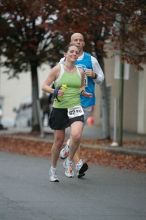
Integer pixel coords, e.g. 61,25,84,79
1,124,146,157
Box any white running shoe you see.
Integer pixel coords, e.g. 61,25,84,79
60,144,70,159
49,167,59,182
64,158,74,178
63,159,67,169
76,159,88,178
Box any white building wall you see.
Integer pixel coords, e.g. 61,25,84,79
103,52,146,135
0,64,50,125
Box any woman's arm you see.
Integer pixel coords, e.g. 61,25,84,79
42,65,60,94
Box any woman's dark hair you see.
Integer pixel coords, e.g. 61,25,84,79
64,43,79,53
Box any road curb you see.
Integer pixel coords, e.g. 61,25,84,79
1,134,146,157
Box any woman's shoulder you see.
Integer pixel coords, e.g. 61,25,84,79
51,63,61,74
48,64,62,81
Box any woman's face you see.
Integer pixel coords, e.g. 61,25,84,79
65,45,79,62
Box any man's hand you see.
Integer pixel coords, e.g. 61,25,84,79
85,69,96,79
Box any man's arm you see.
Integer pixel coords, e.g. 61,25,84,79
91,56,104,85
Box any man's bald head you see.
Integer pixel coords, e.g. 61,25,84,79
70,33,85,54
71,33,84,42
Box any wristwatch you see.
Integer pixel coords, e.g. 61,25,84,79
93,72,97,79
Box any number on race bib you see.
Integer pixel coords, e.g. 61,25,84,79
68,105,84,119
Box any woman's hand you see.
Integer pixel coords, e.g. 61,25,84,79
57,89,64,97
53,84,67,101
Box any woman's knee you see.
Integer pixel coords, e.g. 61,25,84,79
55,138,64,148
54,131,65,148
71,132,82,143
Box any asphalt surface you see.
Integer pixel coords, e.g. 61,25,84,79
0,151,146,220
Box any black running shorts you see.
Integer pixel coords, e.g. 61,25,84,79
49,108,84,130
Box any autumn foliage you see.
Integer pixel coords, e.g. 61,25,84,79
0,134,146,173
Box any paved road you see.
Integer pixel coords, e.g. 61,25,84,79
0,152,146,220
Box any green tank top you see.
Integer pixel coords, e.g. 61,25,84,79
53,64,81,108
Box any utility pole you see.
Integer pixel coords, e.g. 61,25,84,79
117,57,124,146
113,9,125,147
0,55,4,129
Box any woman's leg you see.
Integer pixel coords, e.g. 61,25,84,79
51,130,65,168
68,121,84,161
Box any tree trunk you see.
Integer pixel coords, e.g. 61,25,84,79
30,61,40,132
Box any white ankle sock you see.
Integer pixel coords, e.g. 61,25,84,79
66,158,73,165
50,166,56,172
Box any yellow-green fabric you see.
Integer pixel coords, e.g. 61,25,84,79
53,65,81,108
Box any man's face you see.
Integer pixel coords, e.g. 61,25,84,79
70,34,85,51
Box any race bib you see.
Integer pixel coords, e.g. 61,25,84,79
68,105,84,119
